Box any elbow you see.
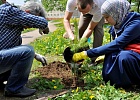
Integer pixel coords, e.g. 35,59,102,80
42,19,48,29
45,22,48,28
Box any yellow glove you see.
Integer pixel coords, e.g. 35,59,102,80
72,51,88,62
95,55,105,62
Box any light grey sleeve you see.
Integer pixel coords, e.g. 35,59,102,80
66,0,77,12
92,10,102,22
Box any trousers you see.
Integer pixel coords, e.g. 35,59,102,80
0,45,35,92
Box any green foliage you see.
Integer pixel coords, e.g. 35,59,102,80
31,77,49,90
103,23,111,44
128,0,140,12
31,19,79,56
52,82,138,100
82,64,103,89
22,28,36,34
91,82,133,100
70,38,89,53
70,18,79,36
41,0,67,11
31,77,64,90
47,79,64,90
31,27,71,55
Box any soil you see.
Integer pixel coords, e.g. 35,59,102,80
0,61,85,100
31,61,85,88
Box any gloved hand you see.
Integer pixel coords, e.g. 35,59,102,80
34,53,47,66
95,55,105,62
39,27,49,35
72,51,88,62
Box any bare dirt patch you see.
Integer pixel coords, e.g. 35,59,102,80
32,61,84,88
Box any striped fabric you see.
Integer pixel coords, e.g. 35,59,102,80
101,0,131,29
0,2,48,50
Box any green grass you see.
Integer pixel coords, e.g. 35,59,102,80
30,19,140,100
22,28,36,34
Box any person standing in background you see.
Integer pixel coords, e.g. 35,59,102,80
63,0,106,65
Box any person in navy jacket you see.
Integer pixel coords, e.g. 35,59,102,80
71,0,140,88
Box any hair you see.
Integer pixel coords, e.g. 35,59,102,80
20,1,46,18
76,0,93,9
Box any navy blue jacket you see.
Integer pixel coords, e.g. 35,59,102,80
87,12,140,58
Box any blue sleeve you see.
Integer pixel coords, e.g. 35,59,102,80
109,26,115,39
5,6,48,29
87,20,140,58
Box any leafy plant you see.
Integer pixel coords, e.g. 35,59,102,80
41,0,67,11
47,79,64,90
31,77,64,90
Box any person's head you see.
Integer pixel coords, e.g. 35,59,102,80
20,1,46,18
76,0,93,15
20,1,49,34
101,0,130,28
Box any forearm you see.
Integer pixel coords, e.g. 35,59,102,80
31,16,48,29
21,12,48,29
82,28,93,38
63,19,73,36
81,21,98,38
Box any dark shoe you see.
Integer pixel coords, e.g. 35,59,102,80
4,86,36,97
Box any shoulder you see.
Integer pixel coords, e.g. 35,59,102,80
94,0,106,8
121,13,140,33
0,3,21,14
122,12,140,27
67,0,76,5
66,0,76,12
66,0,76,8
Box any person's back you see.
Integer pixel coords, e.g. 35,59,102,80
0,0,48,97
0,3,23,50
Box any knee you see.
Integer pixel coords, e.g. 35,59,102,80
22,45,35,57
118,51,130,61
